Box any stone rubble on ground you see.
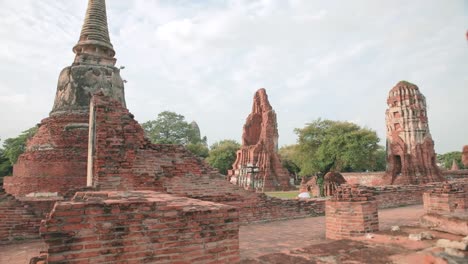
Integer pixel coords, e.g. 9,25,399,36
408,232,433,241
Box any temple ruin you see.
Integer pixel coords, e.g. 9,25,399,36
304,172,347,197
228,88,291,192
1,1,468,263
4,0,125,196
463,145,468,167
383,81,443,185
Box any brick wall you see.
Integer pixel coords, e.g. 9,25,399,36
4,113,88,196
341,172,386,186
90,94,325,224
423,183,467,214
442,169,468,180
39,191,240,263
326,185,379,240
0,188,48,243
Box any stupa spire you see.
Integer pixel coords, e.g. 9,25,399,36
73,0,116,65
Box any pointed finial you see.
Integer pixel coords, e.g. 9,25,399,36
73,0,116,65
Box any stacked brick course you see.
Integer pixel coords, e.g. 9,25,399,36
0,188,46,243
39,191,240,263
326,184,379,240
423,183,467,214
3,113,89,196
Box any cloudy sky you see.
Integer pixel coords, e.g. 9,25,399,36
0,0,466,153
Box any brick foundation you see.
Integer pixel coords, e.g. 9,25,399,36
422,183,467,214
326,185,379,240
39,191,240,263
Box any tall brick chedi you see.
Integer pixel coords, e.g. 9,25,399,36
4,0,126,196
228,89,291,191
384,81,442,185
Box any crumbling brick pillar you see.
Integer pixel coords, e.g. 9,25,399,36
423,183,467,214
326,184,379,240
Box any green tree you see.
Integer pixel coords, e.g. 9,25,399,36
373,146,387,171
437,151,464,169
0,145,13,178
143,111,193,145
294,119,380,176
3,127,38,165
186,142,209,159
142,111,208,157
206,140,240,175
278,145,301,182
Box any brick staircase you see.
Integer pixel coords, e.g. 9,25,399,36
0,186,42,244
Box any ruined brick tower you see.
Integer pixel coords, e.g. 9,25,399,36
4,0,125,196
228,89,291,192
383,81,442,185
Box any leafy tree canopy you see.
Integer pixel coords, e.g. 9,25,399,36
294,119,381,176
437,151,464,169
3,127,37,165
142,111,208,157
278,145,301,177
205,140,240,175
0,145,12,178
374,146,387,172
186,142,209,159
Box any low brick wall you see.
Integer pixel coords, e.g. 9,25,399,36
341,172,386,186
422,183,467,214
325,185,379,240
442,170,468,180
39,191,240,263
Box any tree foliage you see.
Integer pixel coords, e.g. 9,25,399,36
278,145,301,177
0,127,38,178
186,142,209,159
294,119,381,176
373,146,387,171
142,111,208,157
0,147,12,178
205,140,240,175
2,127,37,165
437,151,464,169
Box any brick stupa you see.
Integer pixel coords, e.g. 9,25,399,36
383,81,443,185
463,146,468,167
4,0,126,196
228,88,291,192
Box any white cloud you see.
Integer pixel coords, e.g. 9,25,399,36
0,0,466,154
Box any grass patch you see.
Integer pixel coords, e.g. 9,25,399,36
265,191,300,199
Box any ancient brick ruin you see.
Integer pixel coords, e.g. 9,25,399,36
451,160,460,171
423,183,467,214
2,1,468,263
384,81,443,185
39,191,240,263
463,145,468,167
1,1,326,259
325,184,379,239
3,0,125,196
228,88,291,192
421,182,468,236
303,172,347,197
